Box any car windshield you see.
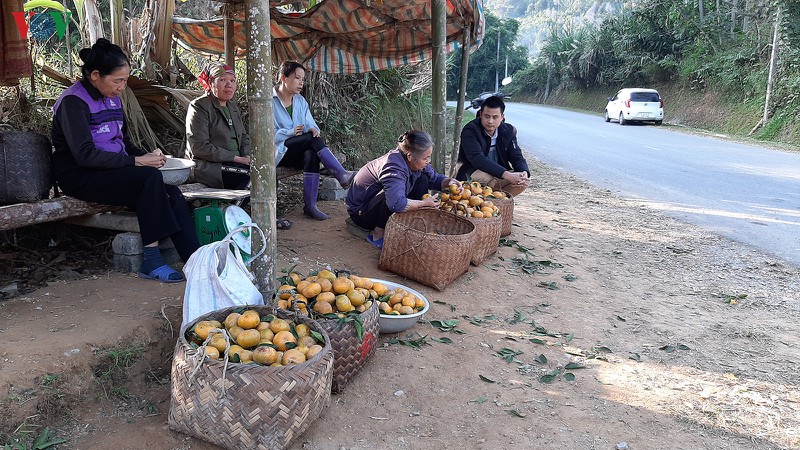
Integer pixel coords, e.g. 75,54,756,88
630,92,660,102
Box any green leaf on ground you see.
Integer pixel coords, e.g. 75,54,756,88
430,319,461,332
537,281,559,290
431,336,453,344
563,274,577,281
529,338,547,345
469,396,488,404
564,372,576,382
505,409,527,418
535,354,548,364
564,362,585,370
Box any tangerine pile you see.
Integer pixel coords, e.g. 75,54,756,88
276,270,381,316
187,310,324,366
377,287,426,316
425,181,507,219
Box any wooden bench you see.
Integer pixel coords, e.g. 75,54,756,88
0,183,212,233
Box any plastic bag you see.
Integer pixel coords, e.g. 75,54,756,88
181,223,267,330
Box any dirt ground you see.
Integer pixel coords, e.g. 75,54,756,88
1,158,799,450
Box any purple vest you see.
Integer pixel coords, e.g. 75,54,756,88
53,81,127,155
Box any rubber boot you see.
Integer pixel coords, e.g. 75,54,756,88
317,147,355,188
302,172,330,220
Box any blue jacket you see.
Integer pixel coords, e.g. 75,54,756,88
347,148,446,216
272,89,319,164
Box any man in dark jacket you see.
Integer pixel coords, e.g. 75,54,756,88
454,96,530,196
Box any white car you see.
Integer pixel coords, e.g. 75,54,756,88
604,88,664,125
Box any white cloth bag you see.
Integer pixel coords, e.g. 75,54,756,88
181,223,266,330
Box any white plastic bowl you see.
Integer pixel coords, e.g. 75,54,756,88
158,157,195,185
372,279,430,334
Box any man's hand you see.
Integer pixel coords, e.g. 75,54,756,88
503,171,529,187
233,155,251,165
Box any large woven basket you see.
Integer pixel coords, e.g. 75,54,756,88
492,196,514,236
316,301,379,394
378,209,475,291
466,214,502,266
169,306,333,450
0,132,52,205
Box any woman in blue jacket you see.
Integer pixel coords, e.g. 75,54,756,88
346,130,462,249
51,39,199,282
273,60,353,220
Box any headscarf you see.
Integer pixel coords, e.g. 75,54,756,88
197,62,235,92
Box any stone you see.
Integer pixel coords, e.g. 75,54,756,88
112,233,179,273
319,177,348,201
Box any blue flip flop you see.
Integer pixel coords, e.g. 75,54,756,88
139,264,185,283
366,234,384,250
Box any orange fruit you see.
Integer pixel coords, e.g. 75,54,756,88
223,313,241,330
316,291,335,304
414,297,426,309
306,344,323,359
273,330,297,351
300,282,322,299
277,284,296,300
313,301,334,314
204,346,220,360
372,282,389,297
332,277,355,294
448,183,461,194
193,321,216,340
335,295,354,312
469,196,483,207
228,325,245,341
317,278,333,293
295,280,311,293
288,272,302,285
401,296,416,308
256,321,270,331
399,305,415,315
281,348,306,365
237,310,261,329
258,328,274,342
269,318,291,333
227,344,244,358
295,323,311,337
317,269,336,283
347,289,366,307
236,329,261,349
252,346,279,365
298,335,316,348
472,211,484,218
210,333,229,352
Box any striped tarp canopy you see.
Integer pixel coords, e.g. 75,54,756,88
172,0,484,74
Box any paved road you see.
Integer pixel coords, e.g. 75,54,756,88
496,102,800,267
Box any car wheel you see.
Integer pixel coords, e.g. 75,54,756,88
604,110,610,122
619,113,626,125
655,120,663,126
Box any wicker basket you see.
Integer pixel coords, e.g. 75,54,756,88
169,306,333,450
315,301,380,394
492,196,514,236
0,132,52,205
378,209,475,291
466,214,502,266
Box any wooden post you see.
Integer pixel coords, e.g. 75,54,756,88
110,0,124,48
763,7,780,125
431,0,447,173
151,0,175,79
245,0,277,295
224,4,236,68
450,25,471,175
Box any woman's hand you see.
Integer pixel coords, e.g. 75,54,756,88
233,155,251,165
310,127,321,138
135,153,166,168
441,178,463,194
293,125,304,136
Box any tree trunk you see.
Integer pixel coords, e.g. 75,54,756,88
110,0,125,48
224,4,236,68
83,0,104,44
762,7,780,125
151,0,175,80
431,0,447,173
245,0,277,295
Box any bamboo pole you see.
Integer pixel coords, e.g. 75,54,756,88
224,4,235,67
450,25,471,176
151,0,175,79
431,0,447,173
245,0,277,295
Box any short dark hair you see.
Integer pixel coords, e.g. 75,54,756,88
479,96,506,114
78,38,129,79
277,60,306,84
397,130,433,159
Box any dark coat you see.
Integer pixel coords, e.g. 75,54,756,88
454,118,529,181
185,93,251,188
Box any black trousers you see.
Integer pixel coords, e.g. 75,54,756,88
55,165,200,262
350,175,429,231
220,162,250,189
279,132,324,172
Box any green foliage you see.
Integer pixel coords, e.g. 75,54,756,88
447,13,530,100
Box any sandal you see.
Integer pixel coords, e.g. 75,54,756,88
366,234,384,250
277,218,292,230
139,264,185,283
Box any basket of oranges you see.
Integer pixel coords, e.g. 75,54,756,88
275,269,380,394
169,305,333,450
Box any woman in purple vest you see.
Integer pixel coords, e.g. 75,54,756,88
51,38,200,283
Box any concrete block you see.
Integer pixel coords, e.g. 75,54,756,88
320,177,348,201
112,232,179,273
345,217,370,240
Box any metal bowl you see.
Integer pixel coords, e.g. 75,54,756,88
158,157,195,185
372,279,429,334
